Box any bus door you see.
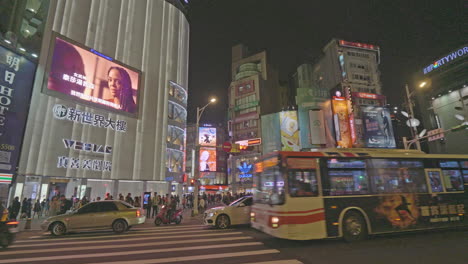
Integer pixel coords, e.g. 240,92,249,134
284,157,327,239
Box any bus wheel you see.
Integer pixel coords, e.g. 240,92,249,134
343,211,368,242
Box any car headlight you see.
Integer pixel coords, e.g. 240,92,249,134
208,212,217,217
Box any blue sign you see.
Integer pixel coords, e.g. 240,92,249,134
0,45,36,175
238,162,253,178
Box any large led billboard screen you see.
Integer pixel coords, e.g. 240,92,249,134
45,33,141,116
199,147,216,172
199,127,216,147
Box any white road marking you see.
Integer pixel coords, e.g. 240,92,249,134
11,232,244,248
84,250,280,264
17,228,233,243
242,260,303,264
0,242,264,263
3,236,253,255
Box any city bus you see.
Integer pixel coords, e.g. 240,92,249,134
250,149,467,241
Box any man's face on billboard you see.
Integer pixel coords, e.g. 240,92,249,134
108,69,123,98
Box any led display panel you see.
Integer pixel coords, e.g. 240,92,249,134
199,147,216,172
199,127,216,147
45,33,141,116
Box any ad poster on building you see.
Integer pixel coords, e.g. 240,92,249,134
46,34,141,115
261,113,281,154
199,148,216,172
280,111,300,151
0,45,36,177
362,106,396,148
198,127,217,147
332,98,352,148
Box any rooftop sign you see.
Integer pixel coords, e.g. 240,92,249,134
423,46,468,75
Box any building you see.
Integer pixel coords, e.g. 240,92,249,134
227,44,286,193
0,0,190,204
414,44,468,154
185,123,228,193
299,39,395,149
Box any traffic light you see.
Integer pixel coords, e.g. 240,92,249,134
239,145,254,151
190,179,195,185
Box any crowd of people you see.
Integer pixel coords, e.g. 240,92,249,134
4,191,253,220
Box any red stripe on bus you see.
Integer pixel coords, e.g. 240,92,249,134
278,212,325,225
267,208,324,214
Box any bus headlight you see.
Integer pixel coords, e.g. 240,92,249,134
250,212,256,222
271,216,280,228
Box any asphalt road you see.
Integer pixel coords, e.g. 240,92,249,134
3,219,468,264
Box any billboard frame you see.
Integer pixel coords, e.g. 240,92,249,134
42,32,143,118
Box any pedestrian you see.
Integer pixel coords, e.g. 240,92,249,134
199,196,205,213
145,194,152,218
32,199,42,219
133,196,141,208
59,195,72,215
9,197,20,220
119,193,124,201
151,192,159,218
49,196,60,216
125,193,133,205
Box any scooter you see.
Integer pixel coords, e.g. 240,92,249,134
154,205,183,226
0,220,19,249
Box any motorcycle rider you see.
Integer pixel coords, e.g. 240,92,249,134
166,196,177,222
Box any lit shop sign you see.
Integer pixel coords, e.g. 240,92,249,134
351,92,385,100
57,156,112,172
332,98,352,148
52,104,127,132
238,162,253,178
339,40,379,51
423,47,468,74
46,33,141,115
264,181,284,187
63,139,112,154
0,45,36,176
235,138,262,146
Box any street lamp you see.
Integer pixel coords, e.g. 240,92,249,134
192,97,216,216
404,82,428,150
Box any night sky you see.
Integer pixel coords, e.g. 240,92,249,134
186,0,466,124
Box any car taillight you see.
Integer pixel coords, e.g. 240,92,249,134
136,210,141,217
6,221,19,226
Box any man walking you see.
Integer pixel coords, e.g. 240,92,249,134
151,192,159,218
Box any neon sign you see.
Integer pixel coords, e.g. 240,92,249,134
423,46,468,74
238,162,253,178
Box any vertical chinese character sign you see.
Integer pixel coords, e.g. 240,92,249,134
0,46,36,176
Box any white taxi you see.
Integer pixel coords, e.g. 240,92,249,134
204,196,252,229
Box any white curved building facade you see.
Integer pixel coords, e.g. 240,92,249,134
12,0,189,202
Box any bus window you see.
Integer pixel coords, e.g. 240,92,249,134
438,161,465,191
254,166,285,205
460,161,468,183
288,170,318,197
326,159,369,196
368,159,427,193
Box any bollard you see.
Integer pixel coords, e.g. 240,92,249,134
24,218,32,230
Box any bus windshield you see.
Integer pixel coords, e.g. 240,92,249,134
254,166,285,205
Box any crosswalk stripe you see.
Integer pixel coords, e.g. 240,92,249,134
4,236,253,254
17,228,234,243
24,225,214,240
242,260,303,264
84,249,280,264
22,228,233,243
11,232,245,248
0,242,264,263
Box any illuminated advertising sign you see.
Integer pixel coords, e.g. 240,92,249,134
198,127,216,147
362,106,396,148
238,161,253,179
339,40,379,51
280,111,300,151
45,33,141,115
332,98,352,148
199,147,216,172
0,45,36,176
423,46,468,75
